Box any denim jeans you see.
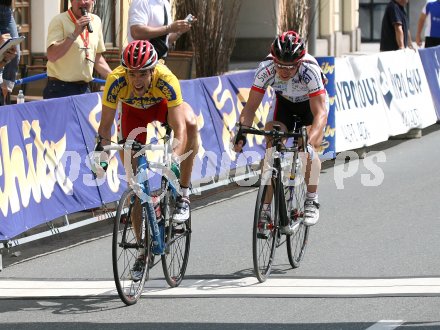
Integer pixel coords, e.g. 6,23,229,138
0,4,20,93
43,80,91,99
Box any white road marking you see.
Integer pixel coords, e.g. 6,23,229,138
1,277,440,298
365,320,404,330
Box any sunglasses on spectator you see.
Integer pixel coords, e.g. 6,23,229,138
273,60,300,70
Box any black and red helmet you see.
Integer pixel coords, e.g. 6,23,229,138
271,31,306,63
121,40,158,70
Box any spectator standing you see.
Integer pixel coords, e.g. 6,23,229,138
0,32,17,69
0,0,19,105
127,0,195,58
380,0,414,51
416,0,440,48
44,0,111,99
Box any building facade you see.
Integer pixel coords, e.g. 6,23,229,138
23,0,427,67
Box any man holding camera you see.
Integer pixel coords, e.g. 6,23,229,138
128,0,196,59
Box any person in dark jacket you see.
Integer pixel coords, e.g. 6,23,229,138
380,0,415,51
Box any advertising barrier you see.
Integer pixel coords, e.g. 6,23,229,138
0,71,275,241
418,46,440,120
335,50,437,152
1,49,438,242
0,94,126,240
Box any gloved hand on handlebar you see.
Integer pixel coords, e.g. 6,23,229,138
91,136,109,178
232,123,247,153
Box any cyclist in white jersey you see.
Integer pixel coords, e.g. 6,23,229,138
234,30,328,226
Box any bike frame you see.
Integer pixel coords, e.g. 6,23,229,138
241,124,306,228
103,128,178,256
137,154,165,255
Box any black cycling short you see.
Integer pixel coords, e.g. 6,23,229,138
272,93,314,132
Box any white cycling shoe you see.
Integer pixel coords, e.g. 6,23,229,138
172,196,190,223
303,199,320,226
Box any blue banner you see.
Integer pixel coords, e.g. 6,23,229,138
317,57,336,158
418,46,440,120
0,94,125,240
0,66,337,241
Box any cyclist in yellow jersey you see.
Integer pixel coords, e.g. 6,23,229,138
95,40,198,225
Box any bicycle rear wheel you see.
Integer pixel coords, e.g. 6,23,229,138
112,189,150,305
252,175,279,283
286,156,310,268
161,178,191,287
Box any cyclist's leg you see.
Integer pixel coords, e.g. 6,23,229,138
166,101,198,189
167,101,198,222
263,95,299,205
302,93,328,225
118,103,155,242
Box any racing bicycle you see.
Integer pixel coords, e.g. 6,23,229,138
236,122,310,283
98,126,191,305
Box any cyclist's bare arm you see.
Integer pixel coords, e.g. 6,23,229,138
307,93,328,149
239,89,265,126
98,104,116,145
235,89,265,152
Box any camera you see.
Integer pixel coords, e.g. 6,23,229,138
185,14,194,23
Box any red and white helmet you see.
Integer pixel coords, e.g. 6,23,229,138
121,40,158,70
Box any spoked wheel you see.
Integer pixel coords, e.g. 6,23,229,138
161,178,191,287
112,189,150,305
252,174,279,283
286,155,310,268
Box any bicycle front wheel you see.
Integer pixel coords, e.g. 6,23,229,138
112,189,150,305
161,178,191,287
286,156,310,268
252,176,279,283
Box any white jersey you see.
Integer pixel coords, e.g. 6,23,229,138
251,53,326,103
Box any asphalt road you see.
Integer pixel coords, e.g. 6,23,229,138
1,125,440,329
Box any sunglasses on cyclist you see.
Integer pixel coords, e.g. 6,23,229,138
273,60,300,70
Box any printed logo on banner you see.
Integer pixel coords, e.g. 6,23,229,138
0,121,71,217
211,76,274,155
377,54,426,129
335,78,380,111
317,58,336,157
377,58,393,109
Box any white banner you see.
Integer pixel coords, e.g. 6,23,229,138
335,50,437,152
334,55,389,152
377,49,437,136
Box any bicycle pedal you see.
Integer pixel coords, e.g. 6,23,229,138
279,225,290,234
257,232,269,239
281,223,300,235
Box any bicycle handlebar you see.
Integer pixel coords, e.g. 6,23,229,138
236,123,302,139
101,140,166,153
